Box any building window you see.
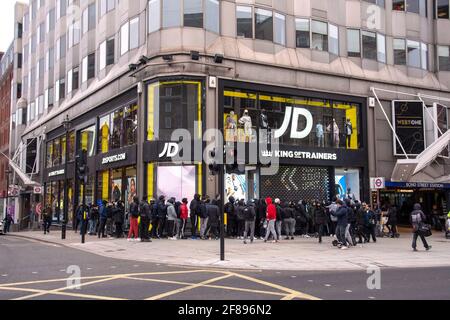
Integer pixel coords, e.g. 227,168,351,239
100,0,115,17
419,0,428,16
162,0,181,28
120,21,129,55
407,0,420,13
79,126,96,157
437,0,449,18
328,24,339,55
47,9,55,33
377,33,386,63
407,40,421,68
421,43,428,70
274,13,286,45
438,46,450,71
237,6,252,38
255,8,273,42
57,0,67,19
394,38,407,65
362,30,377,60
82,53,95,83
46,48,54,71
68,21,80,48
205,0,219,33
311,20,328,51
148,0,161,33
393,0,406,10
184,0,203,28
82,3,96,35
296,18,310,48
347,29,360,57
363,0,385,6
130,17,140,50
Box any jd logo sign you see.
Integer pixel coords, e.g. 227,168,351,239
159,143,180,158
274,106,313,140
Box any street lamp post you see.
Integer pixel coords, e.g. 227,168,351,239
62,115,71,240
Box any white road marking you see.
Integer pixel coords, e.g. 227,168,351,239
345,290,353,293
369,296,376,300
110,266,116,269
133,265,139,267
87,268,92,270
324,284,331,287
291,276,297,278
32,272,38,274
308,280,314,283
1,275,8,277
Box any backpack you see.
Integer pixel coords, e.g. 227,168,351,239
411,212,422,224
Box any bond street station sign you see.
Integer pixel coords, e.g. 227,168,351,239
102,153,127,165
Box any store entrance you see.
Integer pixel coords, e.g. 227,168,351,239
380,189,448,225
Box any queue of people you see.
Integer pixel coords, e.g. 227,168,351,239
36,193,435,252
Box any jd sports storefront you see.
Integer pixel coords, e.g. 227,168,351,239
219,80,370,203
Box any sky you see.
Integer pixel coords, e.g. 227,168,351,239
0,0,23,53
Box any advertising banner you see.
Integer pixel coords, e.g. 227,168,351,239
392,101,425,156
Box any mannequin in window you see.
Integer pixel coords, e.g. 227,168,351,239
316,120,324,147
260,109,270,142
346,188,356,202
239,109,253,142
225,111,237,142
327,118,340,148
345,119,353,149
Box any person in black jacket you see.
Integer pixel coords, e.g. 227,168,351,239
139,197,152,242
225,196,237,238
205,199,220,240
331,200,349,249
156,196,167,238
410,203,431,251
243,200,256,244
274,199,283,241
199,196,209,240
113,201,125,238
283,202,296,240
236,199,246,239
190,194,201,239
345,200,357,246
295,201,308,237
257,199,267,239
150,199,159,239
355,202,368,243
314,202,327,243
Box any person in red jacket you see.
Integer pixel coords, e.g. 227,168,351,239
179,198,189,239
264,197,278,243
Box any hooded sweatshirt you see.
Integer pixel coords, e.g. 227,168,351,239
266,198,277,221
410,203,426,230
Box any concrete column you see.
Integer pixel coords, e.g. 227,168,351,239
137,82,145,200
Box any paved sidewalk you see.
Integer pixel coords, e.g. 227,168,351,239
7,230,450,271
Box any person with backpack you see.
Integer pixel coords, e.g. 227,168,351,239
410,203,432,252
113,201,125,238
166,198,178,240
243,200,256,244
225,196,237,238
98,201,108,238
139,197,152,242
179,198,189,239
190,194,201,239
127,196,140,241
295,201,308,237
206,199,220,240
328,197,338,237
356,202,368,243
282,202,296,240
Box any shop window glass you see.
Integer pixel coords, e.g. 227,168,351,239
156,165,196,203
147,81,203,141
46,141,53,168
223,89,258,143
255,8,273,42
347,29,360,57
111,108,124,150
184,0,203,28
335,168,361,202
99,114,111,153
61,136,67,164
237,6,252,38
124,104,138,146
394,38,407,65
437,0,449,17
362,30,377,60
125,167,137,211
311,20,328,51
295,18,310,48
53,138,61,166
79,125,96,157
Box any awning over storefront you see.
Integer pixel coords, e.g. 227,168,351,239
391,130,450,182
8,160,40,187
